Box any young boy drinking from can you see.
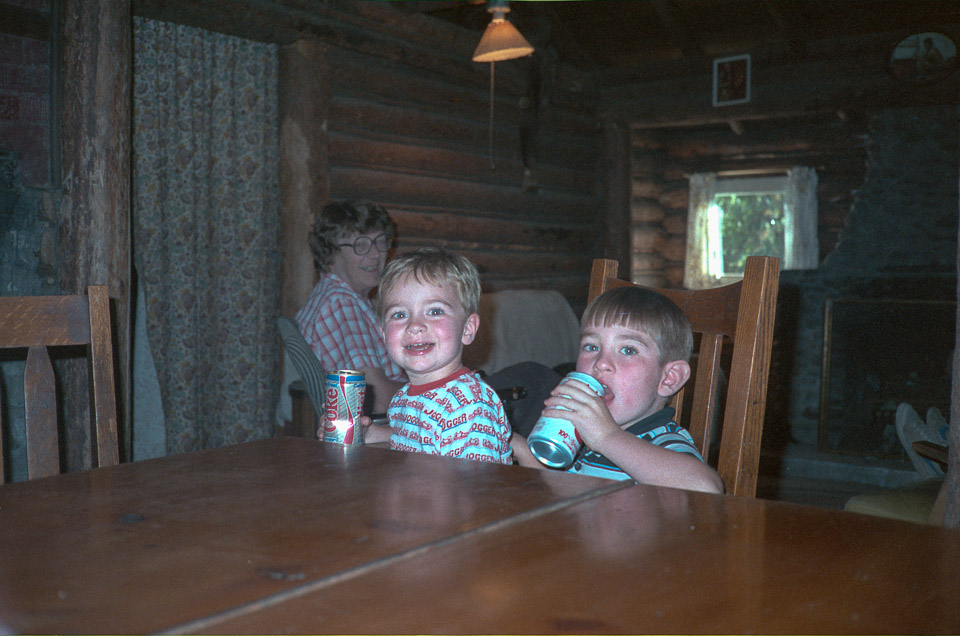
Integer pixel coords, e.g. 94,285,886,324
352,247,512,464
512,286,723,493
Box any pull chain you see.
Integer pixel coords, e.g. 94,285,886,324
488,61,495,171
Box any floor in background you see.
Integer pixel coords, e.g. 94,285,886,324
756,445,922,510
757,474,875,509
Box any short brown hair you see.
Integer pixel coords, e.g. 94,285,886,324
377,248,481,319
309,200,394,273
580,286,693,365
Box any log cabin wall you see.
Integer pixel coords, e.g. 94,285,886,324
627,114,874,466
601,25,960,480
1,0,608,476
131,0,607,314
4,0,956,493
319,3,604,314
628,114,867,288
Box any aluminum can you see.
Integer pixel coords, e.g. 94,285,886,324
527,371,605,469
322,370,366,445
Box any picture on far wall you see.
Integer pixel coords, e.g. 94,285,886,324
713,54,751,107
889,32,957,84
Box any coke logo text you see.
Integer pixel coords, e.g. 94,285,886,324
325,387,339,421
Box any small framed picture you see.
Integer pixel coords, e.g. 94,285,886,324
713,54,751,107
889,32,957,85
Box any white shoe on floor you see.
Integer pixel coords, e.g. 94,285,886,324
895,403,945,479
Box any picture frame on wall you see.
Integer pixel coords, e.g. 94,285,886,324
889,32,957,85
713,54,751,107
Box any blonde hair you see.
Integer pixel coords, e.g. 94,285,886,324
377,248,481,318
581,286,693,365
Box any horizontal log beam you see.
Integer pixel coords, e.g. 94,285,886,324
388,207,596,254
330,165,599,223
330,133,597,194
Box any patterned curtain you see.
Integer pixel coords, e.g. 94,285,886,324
683,172,717,289
133,18,281,453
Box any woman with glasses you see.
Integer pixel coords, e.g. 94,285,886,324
295,200,407,413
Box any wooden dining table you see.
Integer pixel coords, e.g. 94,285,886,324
2,436,959,634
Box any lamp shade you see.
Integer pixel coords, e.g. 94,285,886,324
472,18,534,62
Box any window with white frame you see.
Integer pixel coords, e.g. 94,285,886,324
684,167,818,289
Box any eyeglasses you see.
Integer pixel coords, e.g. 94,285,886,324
338,234,389,256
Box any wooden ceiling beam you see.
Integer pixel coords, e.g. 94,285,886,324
651,0,703,59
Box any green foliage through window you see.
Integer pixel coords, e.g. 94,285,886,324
712,193,785,275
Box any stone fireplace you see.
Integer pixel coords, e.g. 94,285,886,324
770,105,958,482
818,295,954,461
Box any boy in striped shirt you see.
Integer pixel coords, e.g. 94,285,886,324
512,286,722,493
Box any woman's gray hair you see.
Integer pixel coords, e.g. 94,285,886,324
309,200,394,273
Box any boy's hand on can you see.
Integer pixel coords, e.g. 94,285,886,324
358,414,373,434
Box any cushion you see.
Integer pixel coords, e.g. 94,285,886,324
463,289,580,376
843,478,944,525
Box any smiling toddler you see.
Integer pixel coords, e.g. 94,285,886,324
363,248,512,464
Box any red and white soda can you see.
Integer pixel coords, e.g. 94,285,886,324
322,370,366,445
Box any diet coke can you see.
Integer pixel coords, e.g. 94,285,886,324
527,371,605,469
322,370,366,445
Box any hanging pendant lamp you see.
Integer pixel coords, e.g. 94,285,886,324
472,0,534,63
472,0,534,169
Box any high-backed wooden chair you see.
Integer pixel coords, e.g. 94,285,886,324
588,256,780,497
0,286,119,483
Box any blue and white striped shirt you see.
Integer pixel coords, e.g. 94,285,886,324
568,407,703,480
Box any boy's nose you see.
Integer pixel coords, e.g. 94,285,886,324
592,353,613,374
406,319,425,334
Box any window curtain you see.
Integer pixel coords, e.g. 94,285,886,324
683,172,717,289
784,166,818,270
133,17,281,454
684,168,817,289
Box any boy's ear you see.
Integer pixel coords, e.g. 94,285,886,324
461,313,480,345
657,360,691,398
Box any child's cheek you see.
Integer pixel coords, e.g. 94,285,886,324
575,353,592,373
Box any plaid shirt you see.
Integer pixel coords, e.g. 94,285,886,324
294,273,405,381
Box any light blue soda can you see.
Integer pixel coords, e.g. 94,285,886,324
527,371,605,469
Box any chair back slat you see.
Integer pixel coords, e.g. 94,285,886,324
86,286,119,467
587,256,780,497
715,256,780,497
688,333,724,459
0,286,119,484
24,347,58,479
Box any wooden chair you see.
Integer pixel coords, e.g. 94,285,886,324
0,285,119,483
588,256,780,497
